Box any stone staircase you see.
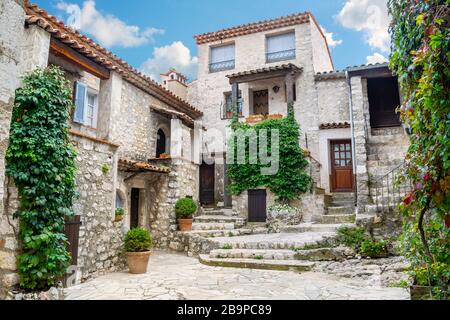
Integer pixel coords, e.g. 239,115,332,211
366,126,410,215
322,193,356,224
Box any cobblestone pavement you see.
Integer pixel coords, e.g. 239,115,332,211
65,251,410,300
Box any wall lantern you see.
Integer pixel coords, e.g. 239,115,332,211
273,86,280,93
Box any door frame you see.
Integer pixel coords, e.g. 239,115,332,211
199,161,215,206
330,139,355,193
130,188,140,229
248,189,267,223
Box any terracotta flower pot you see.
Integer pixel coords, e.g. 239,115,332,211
114,215,123,222
126,251,151,274
177,218,193,231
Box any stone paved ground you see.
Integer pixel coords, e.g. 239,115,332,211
64,251,410,300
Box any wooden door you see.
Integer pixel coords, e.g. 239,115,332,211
368,77,401,128
130,188,140,228
253,90,269,115
331,140,354,192
248,189,267,222
64,215,81,266
200,162,215,206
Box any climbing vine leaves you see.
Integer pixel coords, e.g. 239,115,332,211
6,66,77,290
388,0,449,298
227,105,312,202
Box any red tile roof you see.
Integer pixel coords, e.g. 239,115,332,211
194,12,311,44
25,3,202,119
118,159,170,174
319,122,351,130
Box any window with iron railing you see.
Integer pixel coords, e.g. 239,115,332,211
210,44,235,73
222,92,243,119
266,32,296,63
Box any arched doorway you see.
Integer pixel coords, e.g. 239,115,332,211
156,129,166,158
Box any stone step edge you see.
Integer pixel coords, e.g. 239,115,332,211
199,255,315,272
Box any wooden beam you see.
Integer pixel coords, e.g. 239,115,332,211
50,39,110,80
229,70,292,84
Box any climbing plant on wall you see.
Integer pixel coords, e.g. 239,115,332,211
388,0,449,299
227,105,312,202
6,66,77,291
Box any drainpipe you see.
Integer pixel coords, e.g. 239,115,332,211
346,70,358,207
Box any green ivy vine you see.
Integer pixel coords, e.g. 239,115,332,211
227,104,312,202
389,0,449,299
6,66,77,291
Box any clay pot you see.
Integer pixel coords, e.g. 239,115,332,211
126,251,151,274
114,215,123,222
177,218,193,231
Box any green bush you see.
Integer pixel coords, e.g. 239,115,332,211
360,240,388,258
6,66,77,291
175,197,197,218
336,226,366,249
124,228,152,253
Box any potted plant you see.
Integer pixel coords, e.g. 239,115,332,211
159,153,170,159
124,228,152,274
115,207,124,222
175,197,197,231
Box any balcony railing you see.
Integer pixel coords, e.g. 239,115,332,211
209,60,235,73
266,49,296,63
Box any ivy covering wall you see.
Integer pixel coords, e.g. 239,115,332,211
389,0,449,299
227,105,312,202
6,66,77,290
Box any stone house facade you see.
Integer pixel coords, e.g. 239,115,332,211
188,12,409,222
0,1,203,294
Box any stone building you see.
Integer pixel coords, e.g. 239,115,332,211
0,1,203,294
0,2,411,296
189,12,409,224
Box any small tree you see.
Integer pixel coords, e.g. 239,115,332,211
6,66,77,291
389,0,449,299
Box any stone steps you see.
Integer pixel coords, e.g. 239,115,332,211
368,145,408,156
320,214,356,224
371,126,405,136
210,232,337,250
367,152,407,161
280,223,351,233
368,134,409,145
199,208,237,217
194,215,246,228
185,229,254,238
208,247,355,262
199,255,315,272
191,222,235,231
327,206,354,215
367,159,405,168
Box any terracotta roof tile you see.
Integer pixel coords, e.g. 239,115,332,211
319,122,351,130
194,12,310,44
226,63,302,79
118,159,170,174
25,3,202,119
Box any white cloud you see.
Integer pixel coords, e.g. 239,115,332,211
336,0,390,52
56,0,164,48
320,26,343,48
140,41,198,81
366,52,388,64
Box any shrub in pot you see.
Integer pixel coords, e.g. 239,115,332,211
124,228,152,274
175,197,197,231
115,207,124,222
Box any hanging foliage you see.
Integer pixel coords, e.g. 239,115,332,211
227,105,312,202
6,66,77,291
388,0,449,299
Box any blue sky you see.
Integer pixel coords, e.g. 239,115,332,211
33,0,390,81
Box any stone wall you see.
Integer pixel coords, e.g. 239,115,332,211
0,0,25,295
233,188,325,226
70,134,124,283
310,19,334,73
316,77,349,124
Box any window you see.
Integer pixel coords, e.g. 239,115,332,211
156,129,167,158
73,82,98,128
223,92,243,119
210,44,235,73
266,32,296,63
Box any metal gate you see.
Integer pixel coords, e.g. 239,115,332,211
63,215,81,287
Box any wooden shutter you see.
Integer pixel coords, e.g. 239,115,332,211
74,82,86,124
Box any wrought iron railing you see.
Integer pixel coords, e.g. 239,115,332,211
266,49,296,63
373,161,412,214
209,60,235,73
